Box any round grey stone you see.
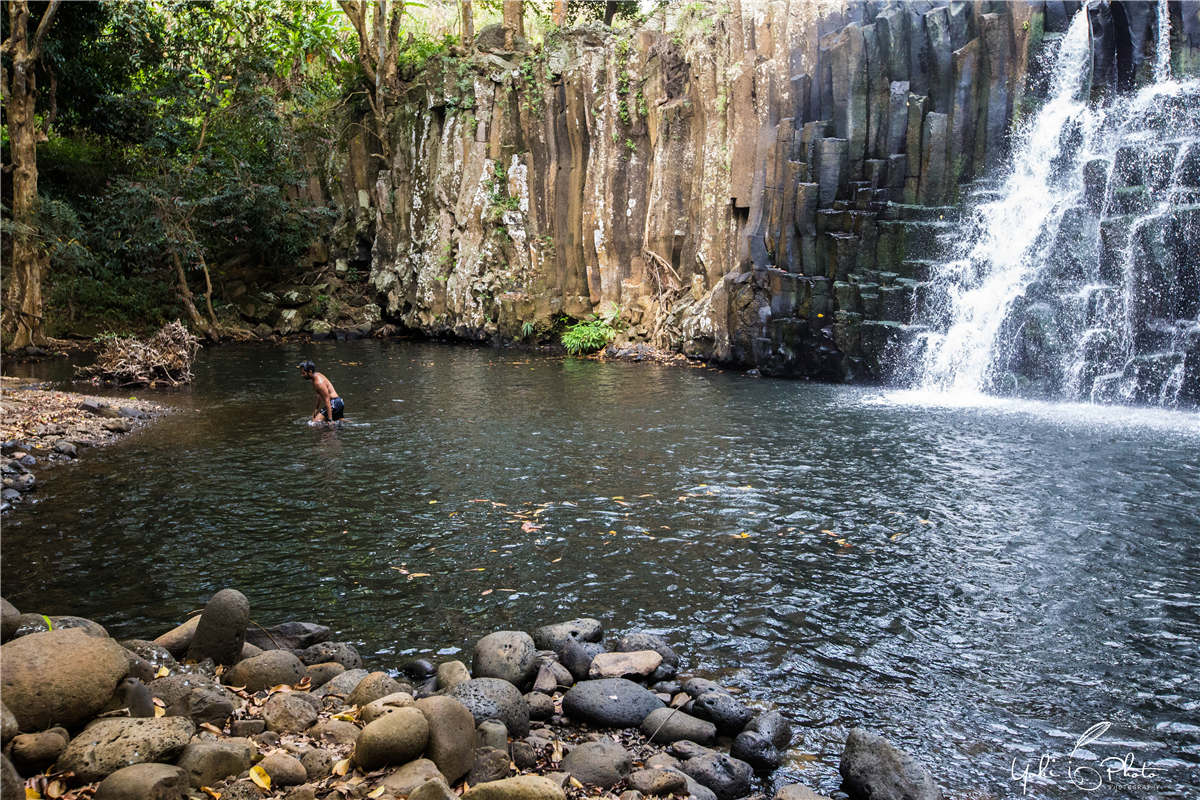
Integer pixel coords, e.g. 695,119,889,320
680,678,730,698
746,711,793,750
262,692,318,734
678,752,753,800
690,692,752,736
260,752,306,786
525,692,555,721
415,695,477,785
447,678,530,738
560,740,632,789
473,631,539,687
300,641,362,670
466,746,512,785
640,707,717,745
562,678,664,728
175,739,255,789
731,730,782,771
347,671,404,708
94,763,189,800
531,619,604,652
223,650,305,692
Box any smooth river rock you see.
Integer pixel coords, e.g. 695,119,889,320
461,775,566,800
588,650,662,680
175,739,255,789
0,597,19,643
447,677,530,738
223,649,306,691
347,671,405,707
562,678,665,728
612,633,680,669
839,727,943,800
58,717,196,782
153,617,200,659
361,691,416,724
94,763,190,800
640,707,717,745
416,695,477,784
690,692,753,736
301,641,363,670
0,627,131,731
731,730,783,770
560,739,632,789
353,706,430,771
474,630,539,687
185,589,250,666
262,692,319,733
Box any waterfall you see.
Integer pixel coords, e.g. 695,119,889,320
904,8,1200,409
1155,0,1172,84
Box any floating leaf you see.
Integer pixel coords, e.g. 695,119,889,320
391,567,409,574
409,573,430,578
155,665,170,678
733,533,750,539
334,759,352,776
551,558,562,563
429,500,438,504
481,590,493,596
250,766,271,790
919,519,933,525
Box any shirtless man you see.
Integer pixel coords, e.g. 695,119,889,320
298,361,344,423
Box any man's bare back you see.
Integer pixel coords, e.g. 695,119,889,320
298,361,344,423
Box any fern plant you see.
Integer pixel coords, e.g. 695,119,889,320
561,303,623,355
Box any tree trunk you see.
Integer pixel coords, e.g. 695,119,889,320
502,0,524,50
171,249,216,340
2,0,62,351
551,0,565,27
603,1,617,26
461,1,474,48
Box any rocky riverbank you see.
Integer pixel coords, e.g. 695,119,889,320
0,377,170,512
0,589,943,800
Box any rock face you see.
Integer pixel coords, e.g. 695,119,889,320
305,3,1192,387
57,717,195,782
839,727,943,800
0,628,131,731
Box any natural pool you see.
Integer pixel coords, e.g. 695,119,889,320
4,340,1199,797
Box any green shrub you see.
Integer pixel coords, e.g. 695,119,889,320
561,304,623,354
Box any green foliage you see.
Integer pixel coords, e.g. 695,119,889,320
521,321,535,339
560,303,623,355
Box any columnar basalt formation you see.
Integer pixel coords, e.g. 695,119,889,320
320,0,1198,382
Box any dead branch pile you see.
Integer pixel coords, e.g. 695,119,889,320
75,321,202,386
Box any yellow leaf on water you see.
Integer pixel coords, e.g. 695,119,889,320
429,500,438,504
155,665,169,678
409,573,430,578
890,532,905,541
482,589,493,596
919,519,933,525
821,530,836,535
250,765,271,790
551,557,562,563
333,758,352,776
612,496,625,500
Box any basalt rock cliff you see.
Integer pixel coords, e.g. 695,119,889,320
312,0,1198,381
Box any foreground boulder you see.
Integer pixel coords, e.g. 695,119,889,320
415,695,476,784
223,649,305,691
461,775,566,800
58,717,195,783
0,628,130,731
641,706,717,744
175,739,255,789
679,751,754,800
562,678,664,728
839,728,943,800
530,619,603,652
93,763,189,800
353,706,430,771
560,739,632,789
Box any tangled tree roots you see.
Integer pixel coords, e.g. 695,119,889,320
75,321,202,386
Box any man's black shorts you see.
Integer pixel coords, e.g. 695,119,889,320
321,397,345,421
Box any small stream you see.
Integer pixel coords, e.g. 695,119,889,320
3,340,1199,797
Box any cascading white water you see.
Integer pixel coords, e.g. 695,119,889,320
907,5,1200,408
1155,0,1172,83
909,11,1095,397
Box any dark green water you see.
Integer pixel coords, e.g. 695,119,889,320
4,340,1199,797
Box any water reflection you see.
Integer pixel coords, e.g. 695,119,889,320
3,340,1198,797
